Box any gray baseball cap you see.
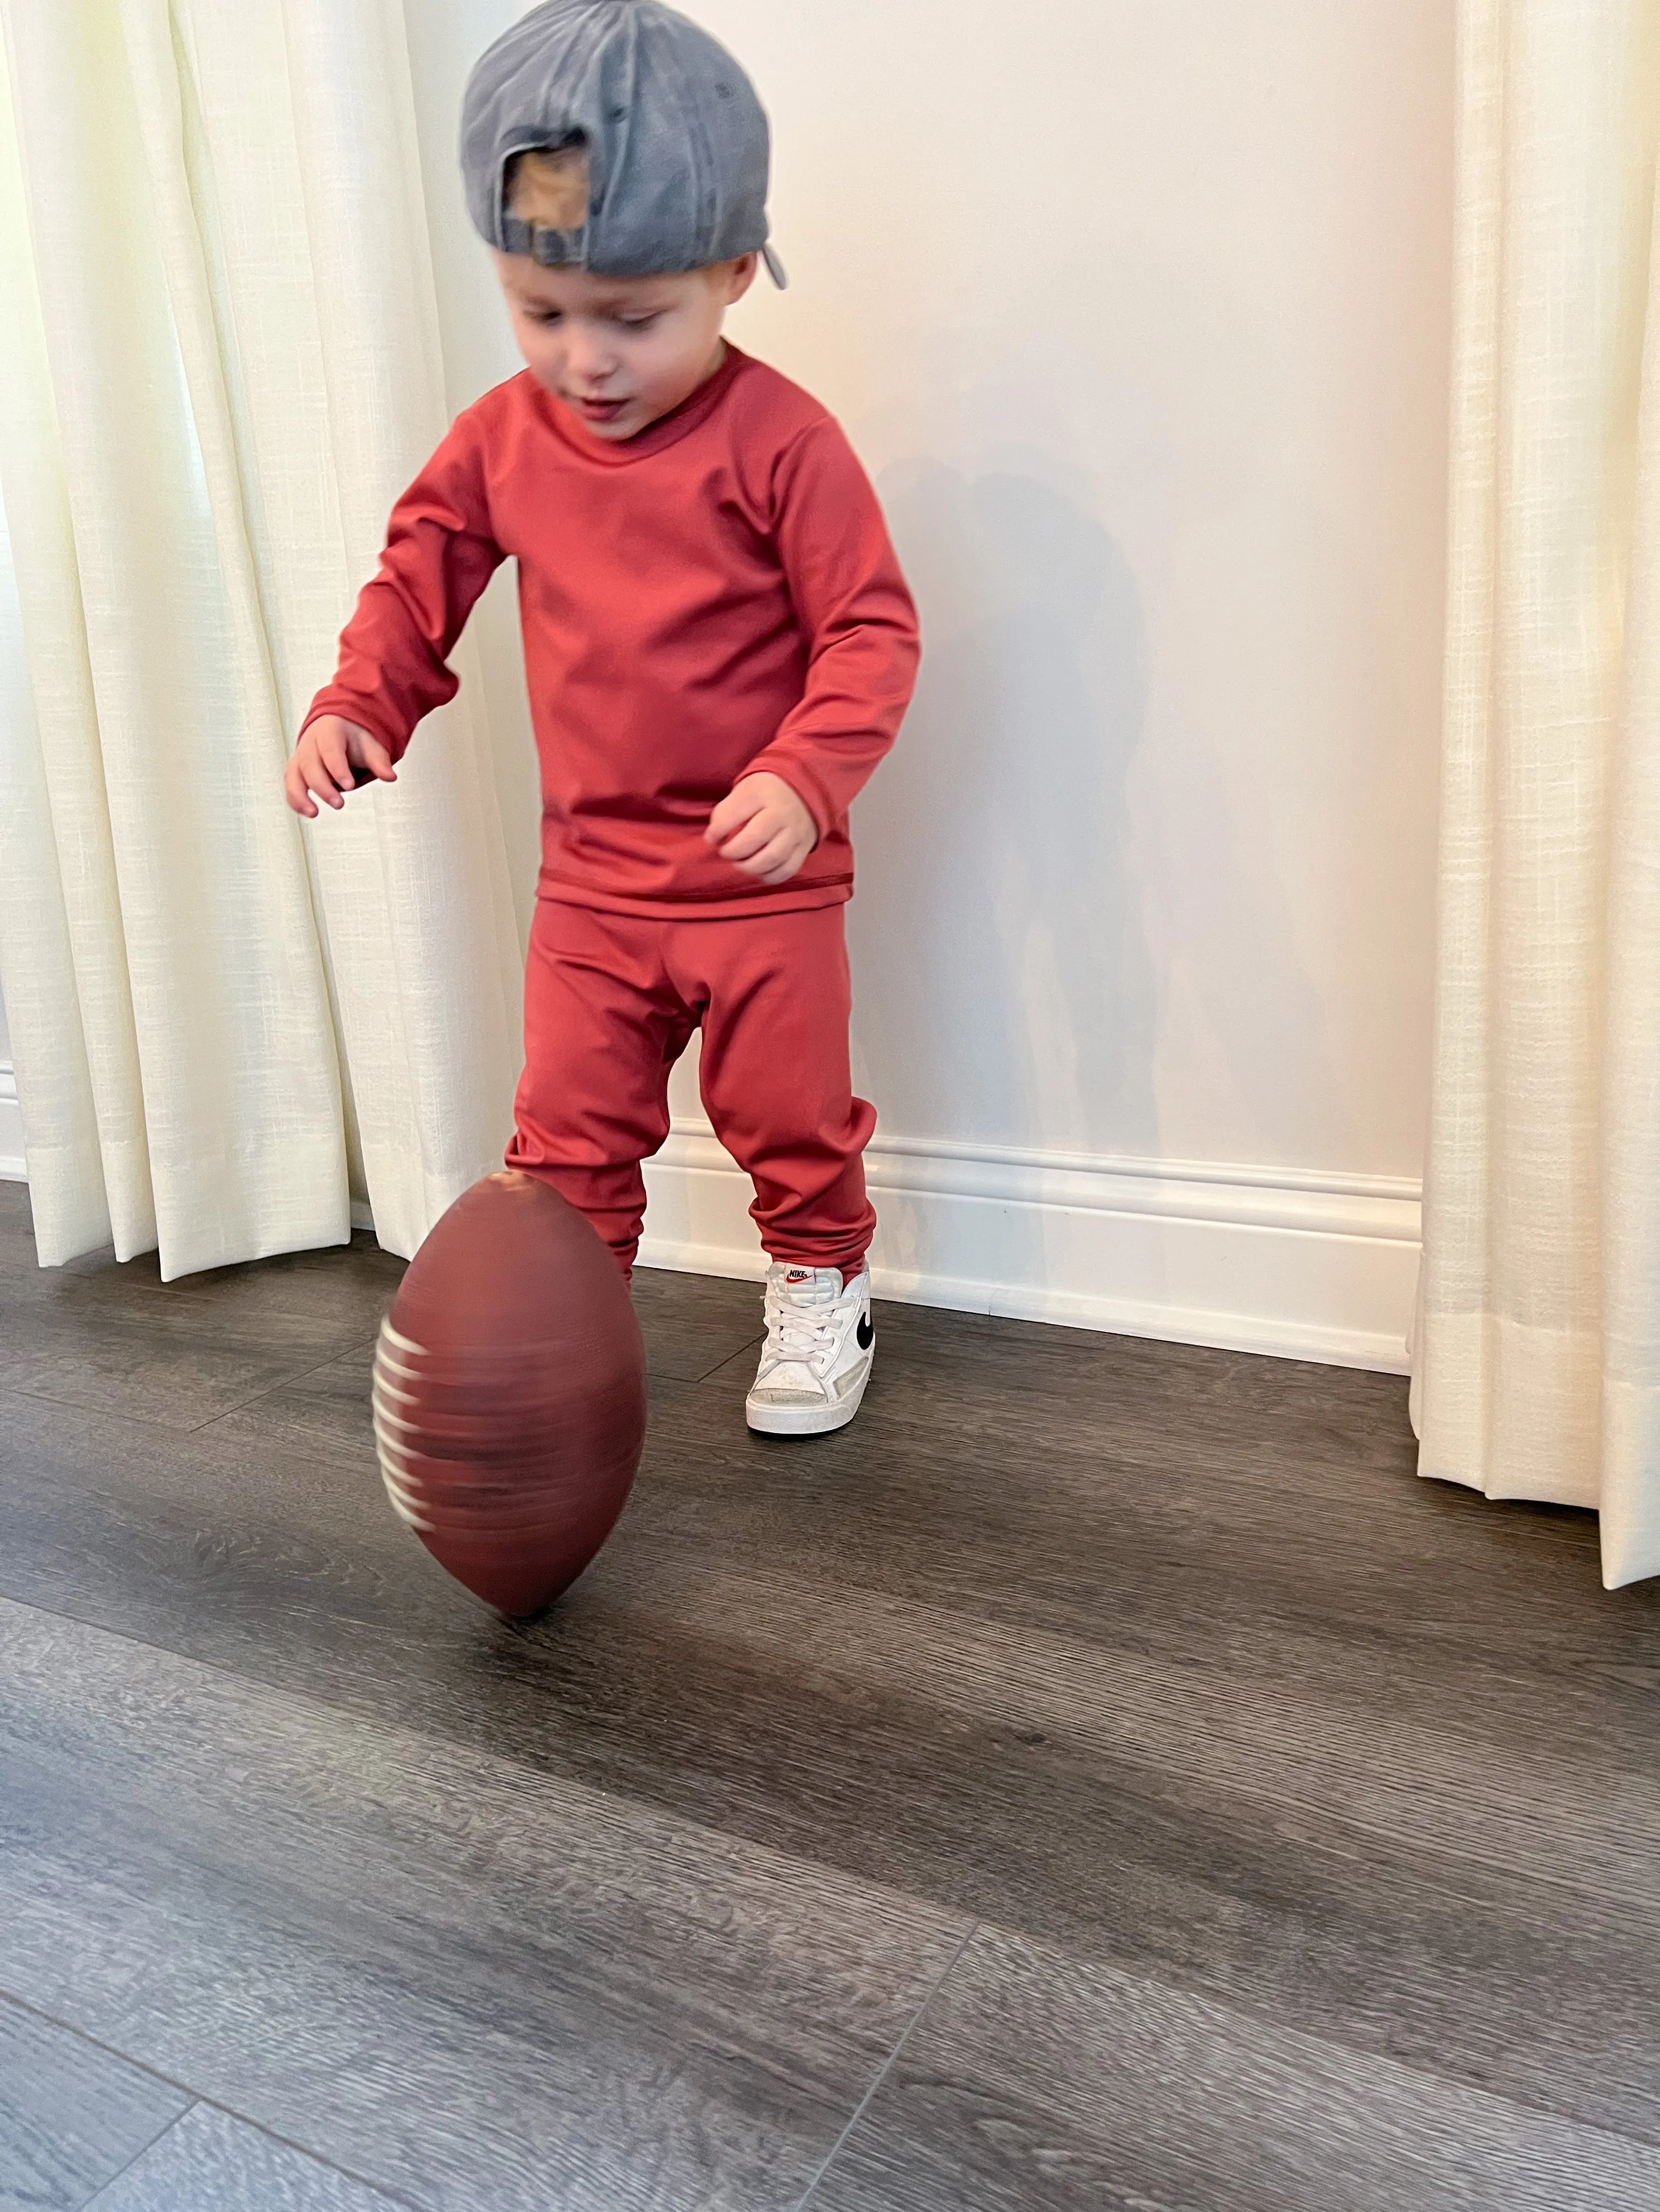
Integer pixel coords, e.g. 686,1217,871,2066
460,1,786,285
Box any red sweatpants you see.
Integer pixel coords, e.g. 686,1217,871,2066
506,899,877,1278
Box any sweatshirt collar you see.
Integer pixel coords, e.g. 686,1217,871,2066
531,343,749,465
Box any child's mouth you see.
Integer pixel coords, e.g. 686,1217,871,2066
569,394,627,424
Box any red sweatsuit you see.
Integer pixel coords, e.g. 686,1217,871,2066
305,345,919,1272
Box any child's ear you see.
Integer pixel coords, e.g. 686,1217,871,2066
720,252,760,306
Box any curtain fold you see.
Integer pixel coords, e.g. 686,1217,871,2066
0,0,523,1278
1413,0,1660,1587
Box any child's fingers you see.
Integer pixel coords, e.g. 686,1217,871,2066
285,724,392,814
716,809,783,863
317,723,356,793
705,788,762,846
356,734,398,784
283,756,319,818
299,746,347,811
737,826,803,879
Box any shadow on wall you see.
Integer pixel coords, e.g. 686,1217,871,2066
849,457,1159,1160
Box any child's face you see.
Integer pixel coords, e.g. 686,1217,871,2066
493,252,757,442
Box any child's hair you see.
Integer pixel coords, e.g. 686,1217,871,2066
504,144,591,237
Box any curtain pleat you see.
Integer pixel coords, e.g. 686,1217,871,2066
1601,139,1660,1586
1413,0,1660,1587
0,0,523,1279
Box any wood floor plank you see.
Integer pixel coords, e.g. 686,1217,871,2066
629,1263,766,1382
0,1186,396,1352
0,1598,967,2212
204,1341,385,1474
48,1232,765,1391
60,1225,406,1336
1,1376,1657,2149
4,1200,1659,2177
202,1272,760,1477
84,2106,408,2212
0,1996,189,2212
636,1358,1658,1787
0,1186,54,1299
804,1922,1660,2212
736,1287,1427,1491
209,1350,696,1475
0,1251,359,1432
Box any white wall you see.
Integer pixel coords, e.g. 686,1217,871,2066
400,0,1452,1368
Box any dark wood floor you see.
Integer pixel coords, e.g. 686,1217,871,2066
1,1180,1658,2210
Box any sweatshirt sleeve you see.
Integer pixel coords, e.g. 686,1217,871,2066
300,411,505,762
744,418,921,837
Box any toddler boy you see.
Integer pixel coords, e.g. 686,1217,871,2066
285,0,919,1435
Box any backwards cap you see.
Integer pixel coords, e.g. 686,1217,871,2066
459,0,786,285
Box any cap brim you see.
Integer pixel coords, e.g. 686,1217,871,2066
761,243,788,289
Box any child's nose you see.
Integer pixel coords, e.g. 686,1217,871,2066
563,324,615,386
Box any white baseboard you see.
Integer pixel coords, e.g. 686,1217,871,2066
640,1119,1420,1374
3,1076,1418,1374
0,1062,23,1182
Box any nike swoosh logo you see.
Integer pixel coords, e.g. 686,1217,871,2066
856,1313,874,1351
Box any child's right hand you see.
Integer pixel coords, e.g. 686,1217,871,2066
284,716,398,817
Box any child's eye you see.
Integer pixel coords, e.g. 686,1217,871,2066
618,315,659,332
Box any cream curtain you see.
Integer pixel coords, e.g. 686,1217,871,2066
1412,0,1660,1588
0,0,523,1278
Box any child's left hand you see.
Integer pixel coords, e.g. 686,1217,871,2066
706,772,818,885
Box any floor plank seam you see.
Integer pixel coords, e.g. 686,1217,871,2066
1,1982,431,2212
71,2098,203,2212
0,1986,218,2128
695,1325,765,1369
1,1384,240,1441
699,1338,766,1381
81,2098,429,2212
184,1339,383,1435
789,1917,980,2211
137,2102,427,2212
0,1338,382,1442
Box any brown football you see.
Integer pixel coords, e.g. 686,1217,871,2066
372,1171,647,1618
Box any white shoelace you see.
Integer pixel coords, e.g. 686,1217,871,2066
764,1279,841,1369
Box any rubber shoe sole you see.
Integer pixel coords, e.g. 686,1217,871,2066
746,1357,871,1436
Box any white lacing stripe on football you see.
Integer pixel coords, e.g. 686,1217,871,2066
374,1324,438,1530
371,1414,419,1461
379,1474,432,1532
378,1474,431,1524
370,1383,420,1431
374,1322,429,1397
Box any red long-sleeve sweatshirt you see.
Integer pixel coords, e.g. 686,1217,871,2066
304,345,919,918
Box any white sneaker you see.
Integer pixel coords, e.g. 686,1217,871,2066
746,1262,874,1436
